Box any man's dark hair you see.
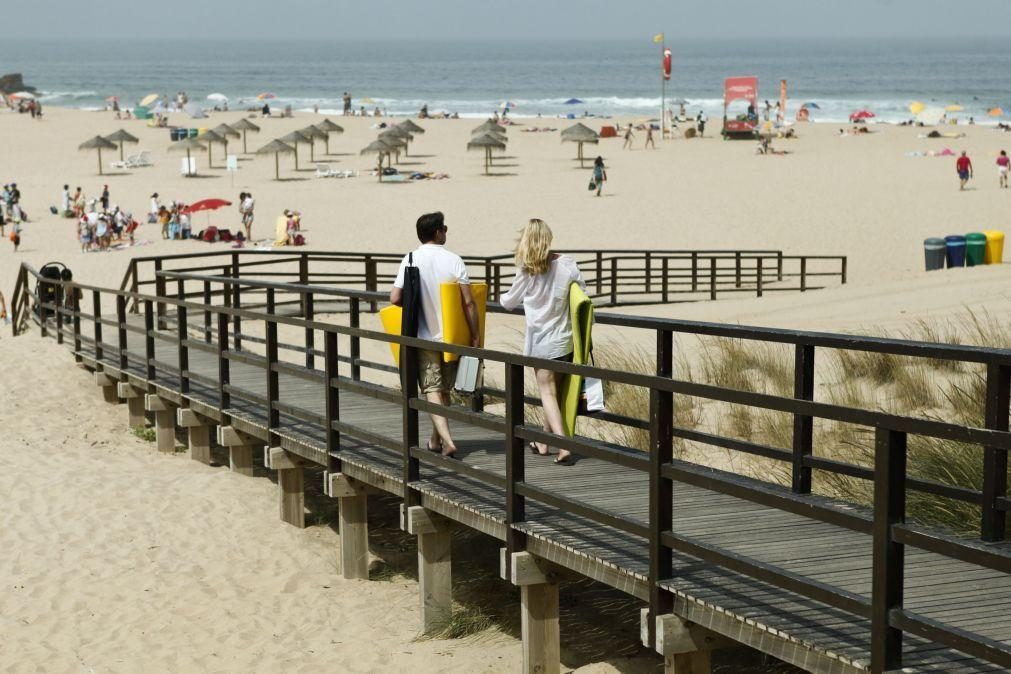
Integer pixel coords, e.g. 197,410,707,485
416,211,445,243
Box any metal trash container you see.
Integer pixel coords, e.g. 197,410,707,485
924,237,946,271
944,235,966,268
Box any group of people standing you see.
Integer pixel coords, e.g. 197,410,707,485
2,182,25,251
391,212,585,464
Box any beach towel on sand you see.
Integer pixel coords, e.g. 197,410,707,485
559,282,594,437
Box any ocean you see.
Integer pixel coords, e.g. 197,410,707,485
2,38,1009,123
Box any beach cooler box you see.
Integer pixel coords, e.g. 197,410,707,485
923,238,946,271
600,126,617,138
983,230,1005,264
966,233,987,266
944,235,966,268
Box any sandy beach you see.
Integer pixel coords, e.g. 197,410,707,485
3,105,1011,672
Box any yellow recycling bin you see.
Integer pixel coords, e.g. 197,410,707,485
983,230,1005,264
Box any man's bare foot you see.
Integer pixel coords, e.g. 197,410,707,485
441,445,457,458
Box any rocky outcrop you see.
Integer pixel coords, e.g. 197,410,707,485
0,73,37,95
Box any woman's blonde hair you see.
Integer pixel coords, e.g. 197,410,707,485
515,219,553,275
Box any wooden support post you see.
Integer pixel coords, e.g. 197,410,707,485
177,408,213,465
118,382,147,428
406,505,452,634
145,395,177,453
327,473,374,580
506,551,565,674
268,447,305,528
216,425,256,476
642,611,728,674
95,372,121,404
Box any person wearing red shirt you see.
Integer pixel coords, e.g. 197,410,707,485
956,151,973,191
997,150,1009,189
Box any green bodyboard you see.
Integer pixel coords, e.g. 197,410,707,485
559,282,594,437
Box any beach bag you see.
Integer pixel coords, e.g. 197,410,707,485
49,206,58,215
203,226,218,242
218,228,233,242
579,374,605,414
454,356,483,394
401,252,422,341
293,234,305,246
587,180,596,191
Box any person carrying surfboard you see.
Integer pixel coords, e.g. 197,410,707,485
390,211,480,458
500,219,587,465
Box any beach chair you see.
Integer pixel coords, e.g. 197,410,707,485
111,153,140,169
315,164,335,178
132,150,153,167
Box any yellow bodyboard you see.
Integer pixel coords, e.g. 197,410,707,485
440,283,487,362
378,282,487,366
379,304,403,366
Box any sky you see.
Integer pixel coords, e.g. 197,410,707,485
11,0,1011,41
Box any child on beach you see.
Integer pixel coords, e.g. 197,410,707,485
998,151,1009,189
240,192,255,240
956,151,973,191
10,219,21,252
591,157,607,197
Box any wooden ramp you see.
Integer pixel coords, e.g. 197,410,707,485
59,312,1011,674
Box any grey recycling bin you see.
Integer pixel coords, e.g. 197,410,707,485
924,237,946,271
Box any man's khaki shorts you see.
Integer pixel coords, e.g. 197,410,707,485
418,349,457,394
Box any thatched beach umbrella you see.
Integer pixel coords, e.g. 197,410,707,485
397,119,425,135
378,133,408,165
103,129,139,161
231,118,260,153
467,133,506,175
255,139,296,180
199,130,227,168
212,123,241,157
561,123,600,167
169,137,207,176
299,125,328,162
79,136,118,176
360,139,396,182
317,118,344,154
380,127,414,157
280,130,311,170
471,120,504,136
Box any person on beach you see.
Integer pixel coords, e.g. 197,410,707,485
622,123,634,149
592,156,607,197
500,219,586,465
60,184,70,217
389,212,480,459
998,150,1009,189
957,151,973,190
697,110,707,137
100,184,109,212
240,192,255,239
72,187,85,219
10,218,21,252
644,126,655,149
149,193,160,222
342,92,351,115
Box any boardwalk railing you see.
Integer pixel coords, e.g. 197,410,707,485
119,248,847,311
12,258,1011,674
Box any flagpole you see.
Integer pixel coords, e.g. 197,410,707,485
661,39,666,139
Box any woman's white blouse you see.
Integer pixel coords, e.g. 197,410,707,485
499,255,586,359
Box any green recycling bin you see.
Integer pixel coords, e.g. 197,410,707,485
966,232,987,267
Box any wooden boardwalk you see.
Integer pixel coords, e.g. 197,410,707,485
63,315,1011,674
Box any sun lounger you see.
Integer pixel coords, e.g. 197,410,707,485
315,164,335,178
111,150,154,170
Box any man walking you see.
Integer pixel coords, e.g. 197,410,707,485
342,92,352,116
622,123,635,150
957,151,973,191
390,212,480,458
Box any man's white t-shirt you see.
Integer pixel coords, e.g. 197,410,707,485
393,243,470,342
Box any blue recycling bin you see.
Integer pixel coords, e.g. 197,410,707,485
924,237,946,271
944,235,966,268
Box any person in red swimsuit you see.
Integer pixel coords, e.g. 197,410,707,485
956,151,973,191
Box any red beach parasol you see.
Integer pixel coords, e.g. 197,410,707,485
849,109,875,121
182,198,232,215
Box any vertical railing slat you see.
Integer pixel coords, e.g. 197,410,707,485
505,363,526,556
982,363,1010,541
792,344,815,494
871,427,906,673
648,328,675,649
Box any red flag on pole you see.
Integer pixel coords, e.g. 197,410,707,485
663,48,672,81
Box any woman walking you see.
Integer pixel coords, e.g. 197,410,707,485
592,156,607,197
500,219,587,465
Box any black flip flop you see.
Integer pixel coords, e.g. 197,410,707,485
529,442,547,456
554,455,573,466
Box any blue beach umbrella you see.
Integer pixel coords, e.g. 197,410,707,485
564,98,584,105
802,102,821,109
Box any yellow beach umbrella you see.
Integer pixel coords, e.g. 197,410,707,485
909,101,925,115
945,104,964,112
989,107,1004,117
140,93,159,107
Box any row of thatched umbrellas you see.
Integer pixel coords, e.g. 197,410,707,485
80,118,601,178
80,118,348,179
359,119,425,182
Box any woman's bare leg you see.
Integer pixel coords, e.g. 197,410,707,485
534,368,569,460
